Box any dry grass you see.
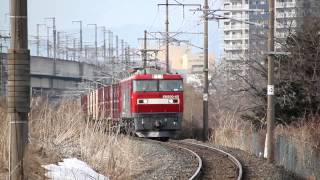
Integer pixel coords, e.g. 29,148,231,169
0,98,140,179
0,101,8,174
29,97,139,179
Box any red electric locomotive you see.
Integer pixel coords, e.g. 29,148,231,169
81,69,184,138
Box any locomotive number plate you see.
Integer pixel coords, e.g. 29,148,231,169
163,95,179,99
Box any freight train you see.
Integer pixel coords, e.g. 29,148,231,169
81,69,184,138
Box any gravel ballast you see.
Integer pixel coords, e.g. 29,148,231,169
128,138,199,180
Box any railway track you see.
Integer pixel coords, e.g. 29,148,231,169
167,140,243,180
166,142,203,180
132,137,242,179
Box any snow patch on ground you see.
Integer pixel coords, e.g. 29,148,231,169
42,158,108,180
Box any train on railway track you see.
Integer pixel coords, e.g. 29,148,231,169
81,68,184,139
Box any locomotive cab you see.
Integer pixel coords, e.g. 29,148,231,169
130,74,184,138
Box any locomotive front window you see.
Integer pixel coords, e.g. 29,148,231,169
159,80,183,92
133,80,158,92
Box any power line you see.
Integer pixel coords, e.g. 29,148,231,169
158,1,201,73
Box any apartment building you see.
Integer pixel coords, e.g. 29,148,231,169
222,0,320,74
275,0,320,46
248,0,268,62
221,0,250,75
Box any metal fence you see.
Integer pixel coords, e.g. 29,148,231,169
215,129,320,179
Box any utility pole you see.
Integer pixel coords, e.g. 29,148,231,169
127,45,131,66
46,27,51,57
73,38,76,61
0,41,3,97
72,20,82,57
85,45,88,60
57,31,62,59
125,43,128,66
203,0,209,141
45,17,56,75
115,35,119,60
65,35,69,60
101,27,107,62
266,0,275,163
36,24,45,56
8,0,30,178
165,0,169,73
143,30,147,69
158,1,201,73
121,39,124,63
108,30,113,63
88,24,98,64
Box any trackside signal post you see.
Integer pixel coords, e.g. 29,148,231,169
8,0,30,179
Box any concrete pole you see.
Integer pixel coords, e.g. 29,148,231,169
203,0,209,141
108,30,113,63
165,0,170,73
36,25,40,56
94,25,98,64
115,35,119,60
36,24,45,56
8,0,30,179
101,27,106,62
85,45,88,60
266,0,275,163
45,17,57,75
143,30,147,69
88,24,98,64
46,27,51,57
65,35,69,60
73,38,76,61
128,45,131,66
0,42,2,96
125,43,128,66
72,21,82,53
57,32,61,59
121,39,124,63
53,18,56,70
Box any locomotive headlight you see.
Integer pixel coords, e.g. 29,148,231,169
173,121,177,126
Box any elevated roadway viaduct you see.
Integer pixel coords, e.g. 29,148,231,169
0,54,110,98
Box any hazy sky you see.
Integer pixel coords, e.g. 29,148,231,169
0,0,223,56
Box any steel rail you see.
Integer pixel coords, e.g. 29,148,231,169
169,144,203,180
182,141,243,180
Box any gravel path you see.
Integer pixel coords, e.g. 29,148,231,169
128,138,199,180
183,139,301,180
